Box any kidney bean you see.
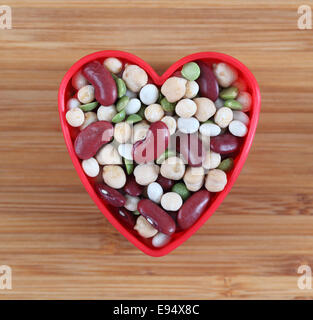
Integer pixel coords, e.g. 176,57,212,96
95,183,126,207
210,133,240,155
156,175,175,191
123,175,144,196
133,121,170,164
137,199,176,235
82,60,117,106
115,207,136,228
74,121,113,159
177,190,210,230
196,61,219,101
175,132,205,167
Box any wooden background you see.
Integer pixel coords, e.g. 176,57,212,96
1,0,313,300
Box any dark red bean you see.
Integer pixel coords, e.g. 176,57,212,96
210,133,240,155
177,190,210,230
137,199,176,235
196,61,219,101
172,70,183,78
95,183,126,207
133,121,170,164
74,121,113,159
82,61,117,106
175,132,205,167
156,175,175,191
123,175,144,196
115,207,136,228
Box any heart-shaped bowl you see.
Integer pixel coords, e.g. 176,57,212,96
58,50,261,257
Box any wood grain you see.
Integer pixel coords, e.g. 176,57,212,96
1,0,313,300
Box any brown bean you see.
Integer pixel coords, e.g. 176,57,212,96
210,133,240,155
123,175,144,196
95,183,126,207
156,175,175,191
74,121,114,159
196,61,219,101
177,190,210,230
137,199,176,235
82,60,117,106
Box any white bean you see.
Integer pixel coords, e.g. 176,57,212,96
213,62,238,88
103,57,122,74
65,107,84,127
161,116,177,135
193,97,216,122
97,105,117,121
229,120,248,137
144,104,164,122
160,157,185,180
175,98,197,118
237,91,252,112
214,98,225,109
96,143,122,165
202,151,221,170
139,84,159,105
125,89,137,99
80,112,97,130
125,98,141,115
102,165,126,189
133,163,159,186
183,166,204,192
122,64,148,92
82,157,100,177
124,195,140,211
152,232,171,248
77,85,95,104
233,110,250,125
134,215,158,238
184,80,199,99
161,192,183,211
132,121,150,143
161,77,187,103
67,98,81,110
147,182,163,204
118,143,133,160
214,107,233,128
72,70,88,90
114,122,132,143
205,169,227,192
199,123,221,137
177,117,199,134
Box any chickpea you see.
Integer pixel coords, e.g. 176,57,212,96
161,77,187,103
80,111,97,130
65,107,84,127
102,165,126,189
161,116,177,135
131,121,150,143
122,64,148,92
202,151,221,170
103,57,123,74
161,192,183,211
96,143,122,165
97,105,117,121
205,169,227,192
214,107,233,128
114,121,132,143
193,97,216,122
183,166,204,192
124,195,140,211
77,85,95,104
213,62,238,88
175,98,197,118
160,156,185,180
134,215,158,238
184,80,199,99
144,104,164,123
133,163,159,186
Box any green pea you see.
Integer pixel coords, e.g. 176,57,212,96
172,182,190,201
116,96,129,112
116,78,127,98
137,106,145,119
112,109,126,123
160,97,175,113
111,73,118,80
156,149,176,165
133,210,140,216
181,62,201,81
224,99,243,110
203,119,214,124
79,101,99,112
124,158,134,175
218,158,234,172
219,86,238,100
126,114,142,124
157,92,164,104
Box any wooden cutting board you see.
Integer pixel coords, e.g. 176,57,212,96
1,0,313,299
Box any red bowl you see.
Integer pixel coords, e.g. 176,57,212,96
58,51,261,257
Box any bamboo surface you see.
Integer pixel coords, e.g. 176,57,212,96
1,0,313,299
